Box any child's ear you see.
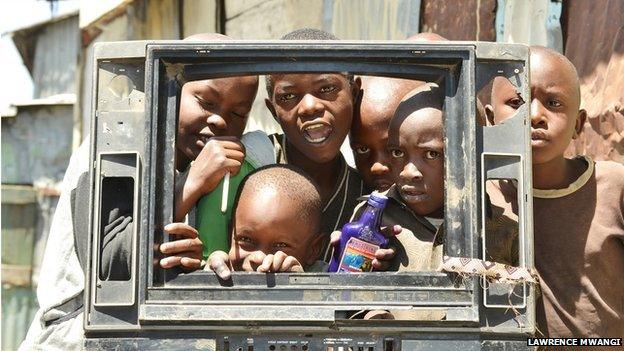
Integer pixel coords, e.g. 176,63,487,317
484,104,496,126
306,233,325,266
265,98,278,122
573,109,587,139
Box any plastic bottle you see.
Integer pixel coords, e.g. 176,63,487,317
196,159,254,259
328,192,389,272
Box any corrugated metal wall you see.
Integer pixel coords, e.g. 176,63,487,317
1,186,40,351
2,104,72,350
32,16,79,99
2,105,74,185
326,0,421,39
562,0,624,163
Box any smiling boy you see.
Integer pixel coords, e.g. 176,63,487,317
264,29,366,262
173,46,260,223
486,46,624,338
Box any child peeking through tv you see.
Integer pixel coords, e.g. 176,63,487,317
187,164,327,279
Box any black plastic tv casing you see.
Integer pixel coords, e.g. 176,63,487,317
85,40,535,350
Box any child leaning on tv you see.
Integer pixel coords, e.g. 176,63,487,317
485,46,624,339
178,164,327,279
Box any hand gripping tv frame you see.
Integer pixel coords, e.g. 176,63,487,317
84,40,534,350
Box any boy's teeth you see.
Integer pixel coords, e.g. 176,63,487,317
303,124,332,143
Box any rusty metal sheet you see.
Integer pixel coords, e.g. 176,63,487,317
563,0,624,163
420,0,497,41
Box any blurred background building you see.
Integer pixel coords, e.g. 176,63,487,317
1,0,622,349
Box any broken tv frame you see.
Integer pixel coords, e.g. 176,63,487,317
85,40,535,350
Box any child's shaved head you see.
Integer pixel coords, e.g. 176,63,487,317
229,165,324,269
281,28,339,40
392,83,444,127
235,164,322,232
407,32,448,42
529,46,581,108
487,45,587,167
183,32,232,41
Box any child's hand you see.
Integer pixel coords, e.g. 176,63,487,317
187,136,245,196
257,251,304,273
159,223,204,270
206,250,232,280
330,225,401,271
240,251,304,273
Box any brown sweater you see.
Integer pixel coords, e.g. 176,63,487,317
488,156,624,339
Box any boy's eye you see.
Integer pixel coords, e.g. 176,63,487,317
548,100,562,108
506,96,524,109
355,146,370,155
275,242,289,249
320,85,337,94
231,112,246,119
278,93,296,102
197,98,214,111
237,236,253,244
424,150,441,160
390,149,404,158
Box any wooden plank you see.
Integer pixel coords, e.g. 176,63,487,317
1,185,36,205
1,264,32,287
1,188,37,266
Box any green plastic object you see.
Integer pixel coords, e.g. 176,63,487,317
195,160,255,260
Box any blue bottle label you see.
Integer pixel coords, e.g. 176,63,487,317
337,237,379,272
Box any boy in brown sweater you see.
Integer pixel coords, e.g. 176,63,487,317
486,46,624,339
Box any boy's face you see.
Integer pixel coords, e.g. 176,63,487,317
351,78,420,192
229,187,322,269
388,108,445,217
177,76,258,162
265,73,359,163
351,115,395,191
487,50,585,165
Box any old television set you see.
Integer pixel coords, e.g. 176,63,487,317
85,40,535,350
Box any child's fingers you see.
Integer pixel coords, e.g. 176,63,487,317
163,223,199,238
375,247,396,261
160,238,203,255
212,137,245,151
180,256,203,270
381,224,402,237
257,254,275,273
242,251,266,272
271,251,288,271
330,231,342,246
159,256,182,269
282,256,304,272
371,258,390,271
210,136,240,143
160,252,202,270
224,159,243,176
207,251,232,280
224,148,245,162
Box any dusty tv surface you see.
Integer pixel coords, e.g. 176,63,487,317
85,40,535,350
